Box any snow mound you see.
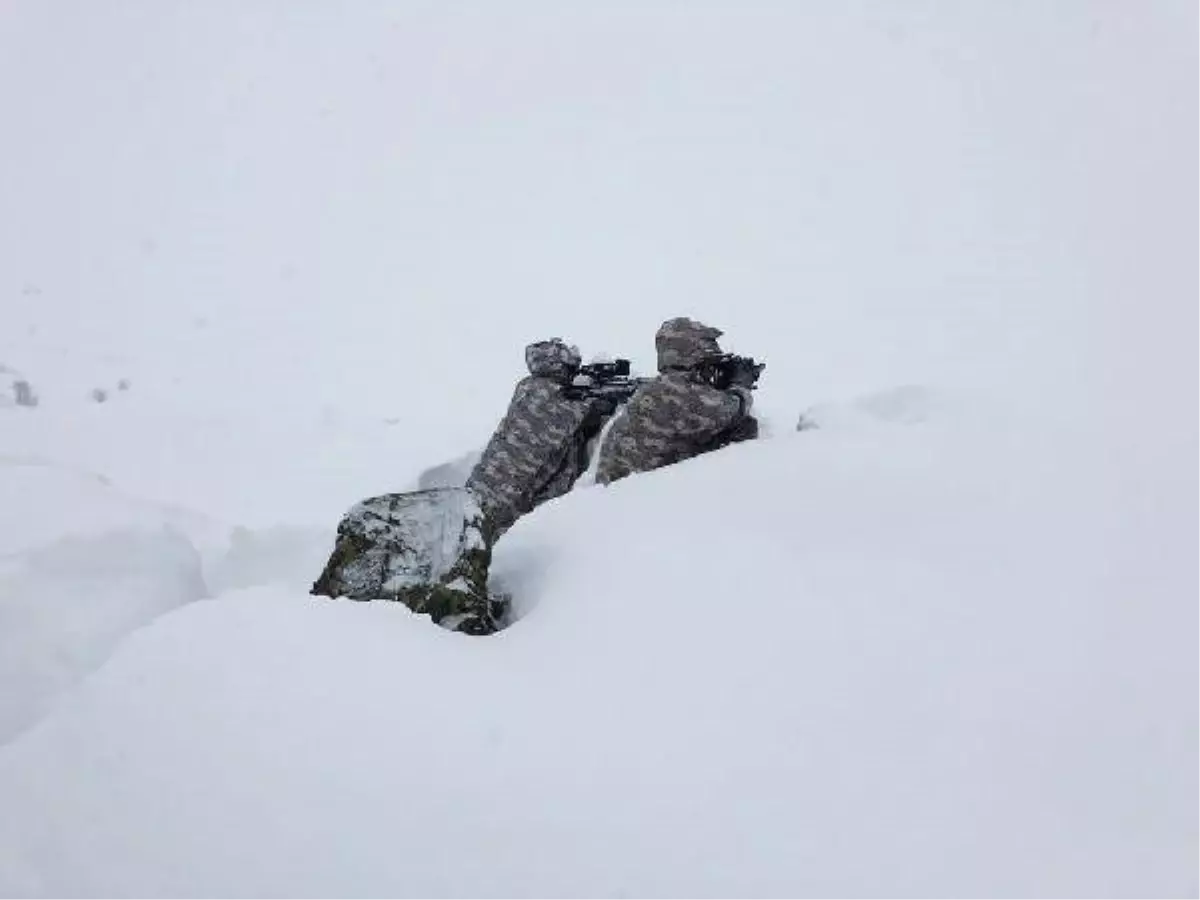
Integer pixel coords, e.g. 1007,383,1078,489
414,448,483,491
797,384,962,433
0,417,1192,897
0,462,213,742
0,528,206,743
202,525,332,596
0,460,219,744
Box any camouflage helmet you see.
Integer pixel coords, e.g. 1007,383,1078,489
525,338,582,381
655,317,724,371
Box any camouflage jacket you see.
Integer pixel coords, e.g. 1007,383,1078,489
593,372,756,485
595,317,758,485
466,340,609,540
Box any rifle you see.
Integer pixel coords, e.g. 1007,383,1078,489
695,354,766,391
560,358,648,404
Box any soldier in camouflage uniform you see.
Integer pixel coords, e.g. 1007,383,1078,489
466,338,615,541
595,317,758,486
311,338,617,636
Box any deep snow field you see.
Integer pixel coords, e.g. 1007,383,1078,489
0,2,1195,896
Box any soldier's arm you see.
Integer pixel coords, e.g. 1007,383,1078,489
729,386,754,419
697,383,749,431
681,384,758,453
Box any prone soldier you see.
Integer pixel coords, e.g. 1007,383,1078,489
595,317,762,486
466,339,633,540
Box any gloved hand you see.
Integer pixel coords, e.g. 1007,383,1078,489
731,385,754,415
729,361,761,389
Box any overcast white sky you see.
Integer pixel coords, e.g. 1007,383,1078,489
0,1,1194,457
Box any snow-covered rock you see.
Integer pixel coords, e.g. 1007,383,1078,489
311,488,495,634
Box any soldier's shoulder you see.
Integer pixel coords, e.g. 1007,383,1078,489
637,371,683,391
512,374,562,401
643,371,741,415
638,371,705,401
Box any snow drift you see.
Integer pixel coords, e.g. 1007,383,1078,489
0,403,1193,897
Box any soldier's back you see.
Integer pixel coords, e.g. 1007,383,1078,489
595,372,743,485
466,374,600,538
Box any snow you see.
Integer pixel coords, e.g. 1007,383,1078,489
0,0,1195,896
0,415,1194,897
416,448,483,491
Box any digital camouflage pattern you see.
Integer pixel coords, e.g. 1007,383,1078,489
595,317,758,485
466,339,612,540
654,316,724,370
310,487,501,635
